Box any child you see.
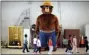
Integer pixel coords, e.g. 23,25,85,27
22,34,29,53
84,36,89,53
36,37,41,54
48,37,53,54
65,35,72,52
71,35,78,53
65,39,72,52
33,36,37,53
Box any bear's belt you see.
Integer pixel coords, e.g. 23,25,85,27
40,30,55,33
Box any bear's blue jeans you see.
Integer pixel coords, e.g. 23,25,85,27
39,31,56,48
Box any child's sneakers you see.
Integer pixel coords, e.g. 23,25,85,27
33,52,37,54
65,52,72,54
22,51,25,53
27,51,30,52
68,52,72,54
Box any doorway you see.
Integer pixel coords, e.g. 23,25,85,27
23,29,30,48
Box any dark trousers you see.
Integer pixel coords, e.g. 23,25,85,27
23,44,29,52
65,45,72,52
36,47,41,53
86,45,89,52
34,44,37,52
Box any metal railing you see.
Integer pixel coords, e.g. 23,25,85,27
15,8,30,26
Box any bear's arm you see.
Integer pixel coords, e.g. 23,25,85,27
55,16,59,36
35,16,40,34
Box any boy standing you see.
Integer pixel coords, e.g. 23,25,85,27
65,39,72,52
36,37,41,54
84,36,89,53
22,34,29,53
65,35,72,52
33,36,37,53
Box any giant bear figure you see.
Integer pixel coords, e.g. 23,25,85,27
35,0,59,51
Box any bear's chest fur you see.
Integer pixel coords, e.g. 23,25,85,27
39,14,55,25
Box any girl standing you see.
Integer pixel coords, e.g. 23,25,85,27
71,35,78,53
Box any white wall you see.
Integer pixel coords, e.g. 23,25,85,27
0,1,1,54
1,2,89,41
60,2,89,35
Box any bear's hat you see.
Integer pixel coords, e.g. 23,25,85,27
40,0,53,8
